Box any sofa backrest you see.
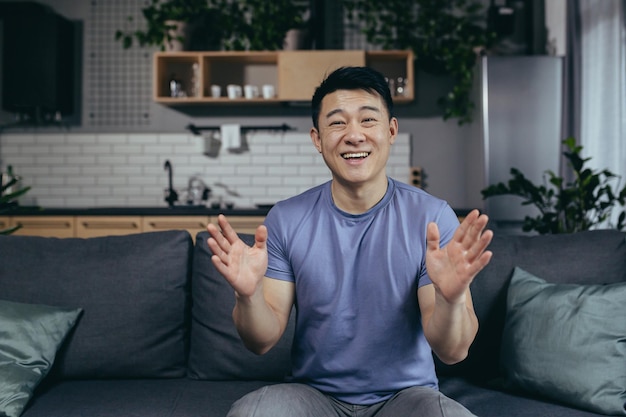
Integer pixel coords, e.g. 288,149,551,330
436,229,626,381
0,230,193,380
185,229,626,384
187,231,294,381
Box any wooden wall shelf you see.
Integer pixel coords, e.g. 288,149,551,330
153,50,414,106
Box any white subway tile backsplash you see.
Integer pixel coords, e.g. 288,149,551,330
95,134,129,145
51,145,81,155
65,197,97,207
66,134,96,145
1,132,409,208
97,177,127,186
66,155,97,165
34,177,65,186
67,176,97,186
36,156,65,165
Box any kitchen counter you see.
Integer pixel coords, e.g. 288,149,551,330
7,206,473,218
6,205,273,217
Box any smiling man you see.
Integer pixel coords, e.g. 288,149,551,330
207,66,493,417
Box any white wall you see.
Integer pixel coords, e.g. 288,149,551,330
0,132,410,208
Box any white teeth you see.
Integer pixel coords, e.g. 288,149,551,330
342,152,370,159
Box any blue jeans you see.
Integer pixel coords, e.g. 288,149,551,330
227,383,477,417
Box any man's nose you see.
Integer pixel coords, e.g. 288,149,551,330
344,123,365,144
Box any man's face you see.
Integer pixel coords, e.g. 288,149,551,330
310,89,398,189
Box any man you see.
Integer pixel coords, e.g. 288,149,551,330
207,66,493,416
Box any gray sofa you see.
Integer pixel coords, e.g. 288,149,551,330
0,228,624,417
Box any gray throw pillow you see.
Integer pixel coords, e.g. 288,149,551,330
187,231,294,381
0,299,82,417
0,231,193,379
500,267,626,415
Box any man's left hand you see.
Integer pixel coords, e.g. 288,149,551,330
426,209,493,305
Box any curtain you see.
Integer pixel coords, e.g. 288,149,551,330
577,0,626,183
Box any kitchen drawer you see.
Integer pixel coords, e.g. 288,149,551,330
142,215,209,242
215,215,266,235
76,216,142,238
10,216,75,238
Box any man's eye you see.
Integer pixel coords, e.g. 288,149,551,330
329,120,344,126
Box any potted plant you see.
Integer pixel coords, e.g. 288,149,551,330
481,137,626,234
116,0,308,52
115,0,232,51
342,0,495,124
1,167,31,235
224,0,309,51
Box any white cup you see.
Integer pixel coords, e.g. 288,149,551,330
226,84,242,99
244,84,259,99
210,85,221,98
262,84,275,99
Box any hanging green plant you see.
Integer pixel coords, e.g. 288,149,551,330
115,0,308,52
223,0,308,51
342,0,495,124
481,138,626,234
115,0,232,51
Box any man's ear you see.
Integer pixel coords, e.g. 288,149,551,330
389,117,399,144
310,127,322,153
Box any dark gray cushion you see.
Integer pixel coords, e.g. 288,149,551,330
439,377,608,417
0,300,82,417
436,230,626,380
0,230,193,379
20,379,269,417
187,231,294,381
500,267,626,416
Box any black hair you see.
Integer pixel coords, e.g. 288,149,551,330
311,66,394,130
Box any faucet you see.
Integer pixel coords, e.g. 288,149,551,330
186,175,211,205
163,160,178,207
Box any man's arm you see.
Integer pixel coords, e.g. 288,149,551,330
232,277,294,355
418,209,493,364
207,214,295,355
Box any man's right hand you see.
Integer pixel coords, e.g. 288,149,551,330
206,214,268,298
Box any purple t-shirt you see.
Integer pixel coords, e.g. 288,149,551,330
264,177,459,405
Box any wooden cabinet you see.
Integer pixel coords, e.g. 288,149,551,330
143,216,210,242
153,50,414,105
10,216,75,238
0,214,264,238
219,216,266,235
277,50,365,101
0,217,11,232
75,216,142,238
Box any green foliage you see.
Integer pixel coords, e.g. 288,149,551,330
342,0,495,125
224,0,307,51
481,138,626,234
115,0,228,50
0,175,31,235
115,0,307,51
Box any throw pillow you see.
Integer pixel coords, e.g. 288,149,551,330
0,231,192,379
0,299,82,417
500,267,626,416
187,231,295,381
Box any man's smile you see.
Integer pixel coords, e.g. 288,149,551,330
341,152,370,160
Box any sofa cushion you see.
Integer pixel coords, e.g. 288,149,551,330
0,300,82,417
439,377,608,417
19,379,270,417
187,231,294,381
436,230,626,381
500,267,626,416
0,231,193,379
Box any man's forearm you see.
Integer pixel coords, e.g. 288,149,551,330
424,290,478,365
233,286,284,355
